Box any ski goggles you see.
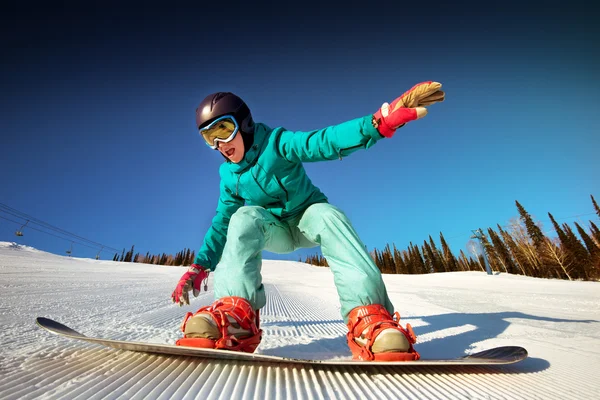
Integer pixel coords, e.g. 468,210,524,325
199,115,239,149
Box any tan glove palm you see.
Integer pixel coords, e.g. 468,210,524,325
396,81,445,108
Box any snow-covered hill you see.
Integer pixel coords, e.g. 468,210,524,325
1,241,599,399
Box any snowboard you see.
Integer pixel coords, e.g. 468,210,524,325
36,317,527,366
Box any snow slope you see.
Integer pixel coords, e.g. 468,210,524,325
1,241,599,399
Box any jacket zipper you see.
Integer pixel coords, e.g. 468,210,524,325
275,176,289,202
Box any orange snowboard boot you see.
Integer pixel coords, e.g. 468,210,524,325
346,304,420,361
176,296,262,353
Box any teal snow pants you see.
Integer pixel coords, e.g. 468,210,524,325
213,203,394,323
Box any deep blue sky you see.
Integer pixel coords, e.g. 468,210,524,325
1,2,598,262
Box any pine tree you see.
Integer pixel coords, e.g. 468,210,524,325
487,228,516,274
409,244,419,273
378,247,384,272
549,213,569,247
563,223,590,280
406,243,424,274
422,240,435,273
308,254,329,267
498,225,527,275
439,232,458,272
515,200,545,248
412,244,427,274
574,222,600,258
458,249,480,271
514,202,548,277
592,195,600,219
119,248,125,262
402,248,415,274
401,246,409,273
125,245,135,262
477,228,500,273
386,251,394,273
428,236,445,272
372,248,383,272
574,222,600,280
386,244,396,273
590,221,600,248
113,253,118,262
392,244,407,274
548,213,576,279
457,250,470,271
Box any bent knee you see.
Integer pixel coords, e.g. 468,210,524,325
298,203,351,238
229,206,267,230
305,203,348,222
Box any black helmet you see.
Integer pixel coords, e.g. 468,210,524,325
195,92,255,134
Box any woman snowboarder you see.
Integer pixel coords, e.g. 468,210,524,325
172,82,445,361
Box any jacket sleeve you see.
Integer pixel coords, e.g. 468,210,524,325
276,115,385,163
193,171,244,271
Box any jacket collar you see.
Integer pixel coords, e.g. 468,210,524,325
227,122,271,173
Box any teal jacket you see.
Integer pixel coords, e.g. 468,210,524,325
194,115,385,270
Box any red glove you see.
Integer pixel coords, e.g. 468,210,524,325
373,81,444,138
171,264,209,306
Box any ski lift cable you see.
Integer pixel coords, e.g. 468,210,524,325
0,215,113,253
0,204,114,248
0,211,116,252
0,211,151,258
0,215,102,252
0,204,118,251
0,203,121,253
0,204,171,259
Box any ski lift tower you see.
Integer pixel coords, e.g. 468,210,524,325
470,229,493,275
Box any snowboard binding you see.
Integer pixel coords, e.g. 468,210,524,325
346,304,420,361
176,296,262,353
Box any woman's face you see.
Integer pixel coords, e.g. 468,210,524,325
217,131,245,163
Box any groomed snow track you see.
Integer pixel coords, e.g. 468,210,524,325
1,242,599,399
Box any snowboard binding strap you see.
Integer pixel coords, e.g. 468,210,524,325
346,304,420,361
177,296,262,353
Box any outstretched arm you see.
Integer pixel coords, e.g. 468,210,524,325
277,81,444,163
277,115,382,162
